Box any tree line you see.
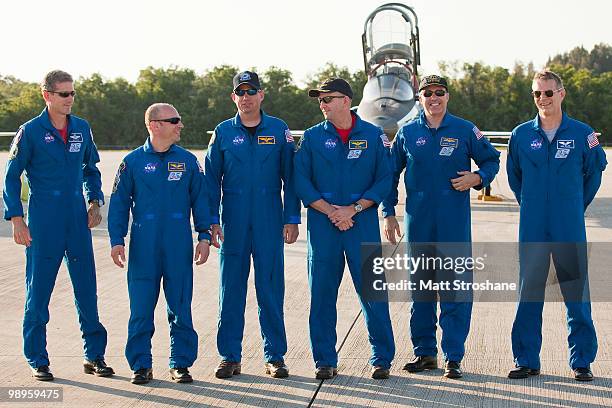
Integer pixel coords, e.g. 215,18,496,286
1,44,609,148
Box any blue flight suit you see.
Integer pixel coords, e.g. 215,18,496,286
507,113,607,370
205,111,300,364
3,108,107,368
108,138,211,370
382,111,500,362
294,112,395,369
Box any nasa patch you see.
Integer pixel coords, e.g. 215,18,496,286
325,139,337,149
530,138,543,150
144,162,157,173
416,136,427,146
233,135,245,145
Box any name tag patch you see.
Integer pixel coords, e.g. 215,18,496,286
69,143,81,152
555,149,570,159
258,136,275,145
557,140,574,149
440,137,458,148
325,139,337,149
168,162,186,172
439,146,455,156
168,171,183,181
349,140,367,150
69,133,84,143
347,149,362,159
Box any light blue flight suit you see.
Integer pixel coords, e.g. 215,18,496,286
3,108,107,368
205,111,300,363
294,112,395,369
382,111,500,362
507,113,607,370
108,138,211,370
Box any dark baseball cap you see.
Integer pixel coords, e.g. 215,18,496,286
308,78,353,99
233,71,261,91
418,75,448,92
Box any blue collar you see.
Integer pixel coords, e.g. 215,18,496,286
231,110,268,128
143,137,177,154
322,111,364,135
418,110,452,129
38,107,71,132
531,112,569,133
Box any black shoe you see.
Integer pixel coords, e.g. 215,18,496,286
403,356,438,372
573,367,593,382
444,361,463,379
169,367,193,383
131,368,153,385
31,365,54,381
84,359,115,377
265,361,289,378
315,366,338,380
508,366,541,379
371,366,390,379
215,361,241,379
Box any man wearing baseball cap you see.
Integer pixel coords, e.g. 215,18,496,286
205,70,301,379
295,77,395,380
382,74,500,378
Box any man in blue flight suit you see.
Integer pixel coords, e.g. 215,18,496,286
205,71,300,379
294,78,395,380
3,70,114,381
507,70,607,382
108,103,211,385
382,75,500,379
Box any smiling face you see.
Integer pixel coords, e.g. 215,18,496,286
42,81,75,116
532,78,565,118
419,85,449,121
150,105,184,144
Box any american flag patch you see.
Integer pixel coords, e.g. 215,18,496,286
380,133,391,147
285,129,294,143
473,126,484,140
587,132,599,149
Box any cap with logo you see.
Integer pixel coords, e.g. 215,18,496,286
233,71,261,92
308,78,354,99
418,75,448,92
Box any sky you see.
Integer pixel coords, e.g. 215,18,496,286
2,0,610,85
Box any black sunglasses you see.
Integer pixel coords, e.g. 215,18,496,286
422,89,447,97
318,95,345,104
234,88,258,96
531,88,563,98
150,117,182,125
47,90,76,98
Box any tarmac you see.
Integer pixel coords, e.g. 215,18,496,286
0,149,610,407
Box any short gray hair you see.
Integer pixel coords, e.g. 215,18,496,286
145,103,177,126
533,70,564,89
41,70,73,91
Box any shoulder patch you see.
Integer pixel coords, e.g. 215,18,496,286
380,133,391,148
285,129,294,143
112,161,127,194
8,128,24,160
587,132,600,149
472,126,484,140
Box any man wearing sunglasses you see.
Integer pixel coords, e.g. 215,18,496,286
205,71,300,379
3,70,114,380
294,77,395,380
108,103,211,384
382,74,500,379
507,70,607,381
